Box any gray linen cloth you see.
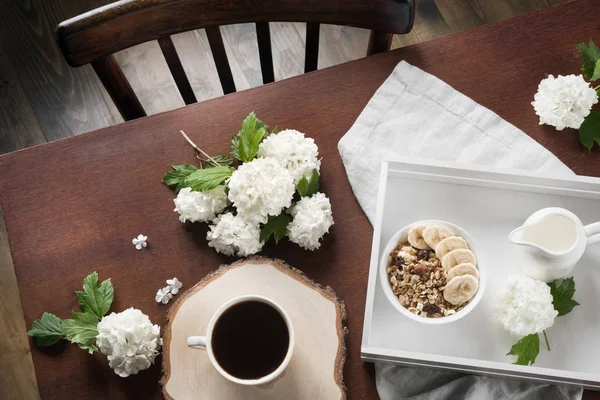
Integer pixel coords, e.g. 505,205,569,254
337,61,583,400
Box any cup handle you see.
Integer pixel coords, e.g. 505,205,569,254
584,222,600,245
187,336,207,350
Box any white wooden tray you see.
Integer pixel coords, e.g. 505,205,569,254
361,159,600,389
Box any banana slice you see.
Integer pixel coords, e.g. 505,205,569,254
435,236,468,260
422,226,454,250
442,249,477,271
443,275,479,305
407,225,431,250
446,263,479,282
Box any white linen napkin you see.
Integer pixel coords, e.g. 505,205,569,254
338,61,583,400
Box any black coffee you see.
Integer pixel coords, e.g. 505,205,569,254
211,300,290,379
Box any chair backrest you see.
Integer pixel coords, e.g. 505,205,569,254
56,0,415,121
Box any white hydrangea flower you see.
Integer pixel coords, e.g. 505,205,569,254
532,74,598,130
166,277,182,295
96,308,161,378
257,129,321,184
227,158,294,224
206,212,263,256
497,276,558,337
132,234,147,250
173,186,228,223
287,193,334,251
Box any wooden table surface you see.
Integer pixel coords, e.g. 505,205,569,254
1,0,599,398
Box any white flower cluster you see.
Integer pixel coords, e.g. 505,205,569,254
207,212,263,256
532,74,598,130
155,277,183,305
258,129,321,184
497,275,558,337
173,186,228,223
227,157,295,224
287,193,334,250
172,127,333,257
96,308,161,378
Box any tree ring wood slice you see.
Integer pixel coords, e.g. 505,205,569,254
161,256,348,399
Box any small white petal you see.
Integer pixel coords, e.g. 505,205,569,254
132,234,148,250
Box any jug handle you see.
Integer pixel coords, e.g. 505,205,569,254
584,222,600,244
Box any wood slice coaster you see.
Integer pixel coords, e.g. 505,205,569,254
161,257,347,399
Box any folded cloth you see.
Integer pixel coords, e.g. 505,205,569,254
338,61,582,400
376,363,583,400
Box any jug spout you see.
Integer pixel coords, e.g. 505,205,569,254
509,225,530,246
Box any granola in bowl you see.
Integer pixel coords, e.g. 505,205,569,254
380,220,484,323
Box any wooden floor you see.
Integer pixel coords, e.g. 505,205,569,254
0,0,568,156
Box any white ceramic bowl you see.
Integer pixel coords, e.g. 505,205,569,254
379,220,486,325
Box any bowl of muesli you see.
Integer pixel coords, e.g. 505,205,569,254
379,220,485,324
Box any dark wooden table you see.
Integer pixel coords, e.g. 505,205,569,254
1,0,599,398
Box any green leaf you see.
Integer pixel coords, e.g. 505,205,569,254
260,213,292,244
297,169,320,197
271,126,279,135
206,155,234,168
548,277,580,316
591,62,600,82
577,40,600,81
579,111,600,150
75,272,114,320
230,112,269,162
162,164,199,192
27,312,63,347
63,312,99,354
184,166,233,192
507,333,540,366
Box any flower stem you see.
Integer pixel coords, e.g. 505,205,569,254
595,84,600,91
179,130,219,166
543,330,550,351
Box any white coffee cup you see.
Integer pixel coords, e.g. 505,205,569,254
187,295,294,386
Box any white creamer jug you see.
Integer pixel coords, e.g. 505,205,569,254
509,207,600,282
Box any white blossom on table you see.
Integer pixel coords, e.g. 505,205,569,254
155,287,173,304
96,308,161,378
257,129,321,184
497,275,558,337
287,192,334,251
206,212,263,256
532,74,598,130
132,234,148,250
173,186,228,223
166,277,183,295
227,157,295,224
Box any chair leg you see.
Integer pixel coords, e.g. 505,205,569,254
367,31,393,56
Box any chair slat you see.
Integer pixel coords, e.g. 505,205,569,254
91,55,146,120
205,26,236,94
56,0,415,67
367,30,393,56
256,22,275,84
158,36,197,105
304,22,320,73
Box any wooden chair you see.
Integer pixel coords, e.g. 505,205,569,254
56,0,415,121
